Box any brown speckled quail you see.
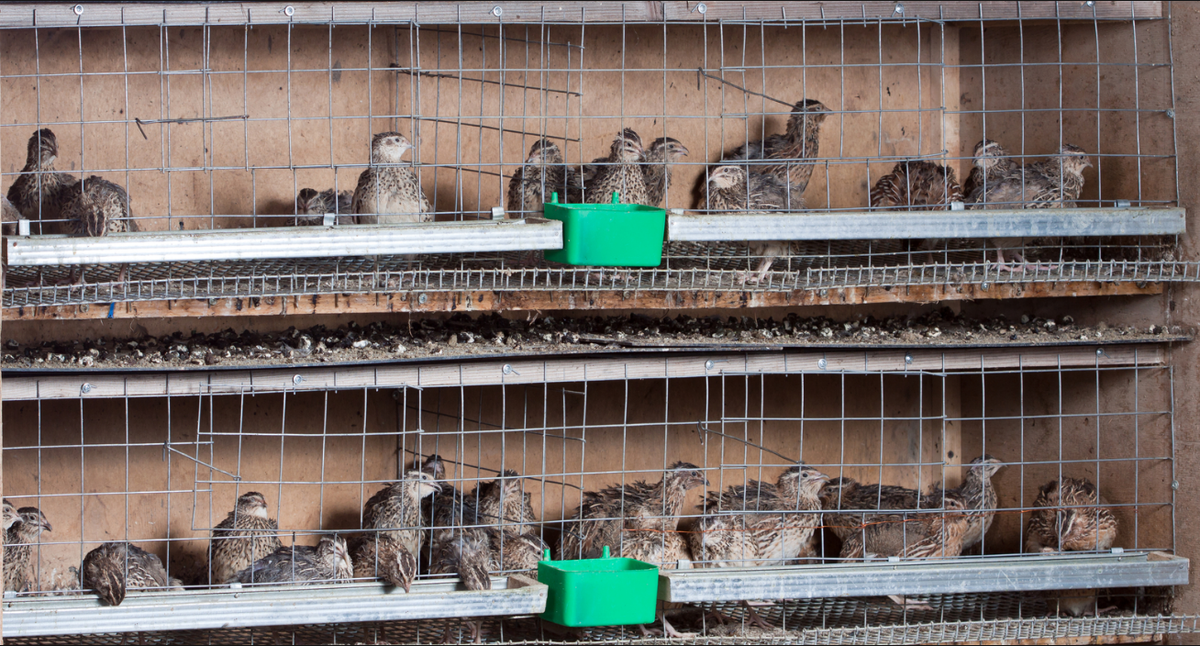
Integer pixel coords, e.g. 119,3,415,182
207,492,283,585
361,468,442,557
352,533,418,592
66,176,137,236
641,137,689,207
6,129,78,234
926,456,1004,552
506,139,583,216
296,187,355,225
352,132,432,224
820,476,928,546
1025,476,1117,553
586,129,649,205
699,165,806,284
1026,477,1118,617
231,534,352,584
5,506,51,593
83,542,183,606
724,99,828,193
431,528,494,644
870,160,963,210
560,462,708,560
690,465,827,568
963,139,1018,203
969,144,1092,271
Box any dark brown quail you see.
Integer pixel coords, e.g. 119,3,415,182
969,144,1092,271
699,164,806,284
231,534,352,584
640,137,689,207
926,455,1004,552
586,129,649,205
296,188,355,225
724,99,828,193
352,533,418,592
506,139,583,216
870,160,963,210
352,132,432,224
83,542,182,606
5,507,50,593
431,529,494,643
6,129,78,234
560,462,708,560
1025,476,1117,553
207,492,284,585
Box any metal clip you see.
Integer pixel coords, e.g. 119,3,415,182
950,201,965,211
704,359,728,371
502,364,520,376
892,2,905,16
73,4,84,16
491,206,506,220
692,3,708,14
817,358,828,370
322,213,337,227
292,375,304,385
80,383,93,394
17,219,30,236
492,5,503,16
283,5,295,16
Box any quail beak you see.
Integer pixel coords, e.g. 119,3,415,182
675,144,690,157
428,481,443,493
41,521,52,532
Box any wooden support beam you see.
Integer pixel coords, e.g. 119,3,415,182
1,281,1163,321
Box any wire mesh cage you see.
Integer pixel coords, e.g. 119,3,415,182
0,345,1187,640
0,2,1190,311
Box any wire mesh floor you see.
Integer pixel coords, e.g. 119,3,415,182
3,240,1192,309
4,595,1194,645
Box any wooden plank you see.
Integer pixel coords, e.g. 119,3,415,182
0,2,1160,28
0,344,1165,402
1,280,1163,321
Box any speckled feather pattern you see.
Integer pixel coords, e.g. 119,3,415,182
361,470,440,557
232,534,351,584
83,542,181,606
926,456,1003,551
870,161,963,210
352,132,432,224
506,139,582,214
296,188,355,225
7,129,79,234
5,507,49,592
207,493,283,585
352,533,417,591
1025,477,1117,553
66,176,138,237
723,99,827,193
586,130,649,205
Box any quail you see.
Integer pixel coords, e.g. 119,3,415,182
926,455,1004,552
585,129,649,205
870,160,963,210
2,500,20,532
506,138,583,216
1026,477,1118,617
820,476,929,547
430,529,494,644
352,533,418,592
231,534,353,584
295,187,355,225
207,491,284,585
724,98,828,193
699,164,806,284
471,470,546,572
969,144,1092,271
6,128,78,234
582,128,643,186
360,468,442,561
1025,476,1117,553
83,542,183,606
640,137,689,207
61,175,140,284
2,197,20,236
5,506,51,593
352,132,432,225
560,462,708,561
963,139,1018,204
690,465,828,568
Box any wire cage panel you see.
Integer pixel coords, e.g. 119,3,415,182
0,2,1183,312
0,345,1183,639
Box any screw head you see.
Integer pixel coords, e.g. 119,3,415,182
980,282,990,291
502,364,515,375
1085,0,1096,7
696,3,707,13
705,360,715,370
283,5,295,16
893,2,905,15
904,353,913,365
292,375,303,385
73,4,84,15
80,383,93,394
492,5,503,16
817,358,827,370
418,294,428,304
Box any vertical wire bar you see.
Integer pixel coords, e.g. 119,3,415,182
1130,5,1145,202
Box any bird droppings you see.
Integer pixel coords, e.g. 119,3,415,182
1,311,1185,371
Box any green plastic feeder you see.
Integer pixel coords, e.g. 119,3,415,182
537,546,660,627
542,191,667,267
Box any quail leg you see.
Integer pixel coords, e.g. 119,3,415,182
741,600,776,630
